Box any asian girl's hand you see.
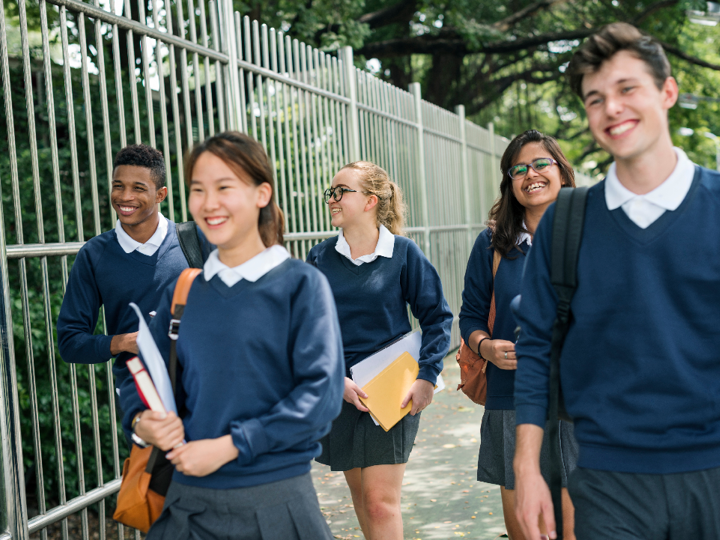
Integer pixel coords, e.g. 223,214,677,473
343,377,370,412
401,379,435,416
166,435,239,477
480,339,517,370
134,410,184,451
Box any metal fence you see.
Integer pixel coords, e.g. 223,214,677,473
0,0,518,537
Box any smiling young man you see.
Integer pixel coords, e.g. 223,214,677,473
512,23,720,539
57,145,203,438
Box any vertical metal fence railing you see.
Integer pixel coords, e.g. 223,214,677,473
0,0,507,537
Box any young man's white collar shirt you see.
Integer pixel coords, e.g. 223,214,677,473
203,245,291,287
605,147,696,229
335,224,395,266
115,213,168,256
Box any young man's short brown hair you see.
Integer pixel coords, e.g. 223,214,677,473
567,22,671,98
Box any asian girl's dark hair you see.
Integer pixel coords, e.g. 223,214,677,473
488,129,575,258
184,131,284,247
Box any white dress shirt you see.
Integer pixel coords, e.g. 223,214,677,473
115,213,168,256
203,245,291,287
517,221,532,246
605,147,696,229
335,224,395,266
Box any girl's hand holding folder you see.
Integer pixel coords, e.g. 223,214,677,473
134,410,184,451
166,435,239,477
401,379,434,416
343,377,370,412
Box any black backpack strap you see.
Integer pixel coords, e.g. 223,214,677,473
548,186,588,539
176,222,204,269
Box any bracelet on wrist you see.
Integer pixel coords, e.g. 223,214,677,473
477,337,490,358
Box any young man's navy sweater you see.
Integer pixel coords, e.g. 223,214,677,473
122,259,345,489
515,167,720,474
460,228,529,410
307,235,453,384
57,222,190,394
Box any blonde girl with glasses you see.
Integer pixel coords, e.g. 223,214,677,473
307,161,453,540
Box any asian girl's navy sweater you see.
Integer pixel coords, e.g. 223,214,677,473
122,258,345,489
307,235,453,384
459,228,529,410
515,168,720,474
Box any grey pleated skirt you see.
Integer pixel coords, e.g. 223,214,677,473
477,409,578,490
316,400,421,471
146,472,332,540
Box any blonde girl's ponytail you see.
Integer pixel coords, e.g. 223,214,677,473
340,161,406,235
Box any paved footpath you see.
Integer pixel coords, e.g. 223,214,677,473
311,356,508,540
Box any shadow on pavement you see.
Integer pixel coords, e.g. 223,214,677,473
312,353,509,539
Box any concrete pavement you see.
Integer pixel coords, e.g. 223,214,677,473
311,355,508,540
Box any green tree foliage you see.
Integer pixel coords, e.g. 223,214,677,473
238,0,720,174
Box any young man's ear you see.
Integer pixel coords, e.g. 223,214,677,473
364,194,379,212
661,76,679,111
155,186,168,204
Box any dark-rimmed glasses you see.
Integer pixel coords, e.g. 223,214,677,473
508,158,558,180
323,186,357,204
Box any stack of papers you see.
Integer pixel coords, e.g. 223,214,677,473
350,331,445,431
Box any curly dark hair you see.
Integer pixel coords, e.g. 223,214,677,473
113,144,166,189
488,130,575,258
567,22,671,98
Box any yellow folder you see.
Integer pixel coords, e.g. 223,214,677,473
359,351,419,432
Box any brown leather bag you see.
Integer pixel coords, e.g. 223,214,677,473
456,250,501,405
113,268,201,532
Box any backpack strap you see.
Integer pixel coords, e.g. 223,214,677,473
145,268,201,477
176,222,204,269
168,268,202,392
487,250,501,336
548,186,589,540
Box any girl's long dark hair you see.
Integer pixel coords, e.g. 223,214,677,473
184,131,284,247
488,130,576,258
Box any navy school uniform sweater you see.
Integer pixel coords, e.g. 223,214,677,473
459,228,529,410
306,235,453,384
515,167,720,474
57,221,192,391
122,258,345,489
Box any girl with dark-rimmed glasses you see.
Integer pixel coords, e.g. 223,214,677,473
459,130,579,540
307,161,453,540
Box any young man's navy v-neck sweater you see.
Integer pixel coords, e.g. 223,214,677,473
460,228,529,410
307,235,453,384
57,222,190,391
515,167,720,474
122,259,345,489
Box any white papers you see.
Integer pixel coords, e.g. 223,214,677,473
350,331,445,426
129,302,178,415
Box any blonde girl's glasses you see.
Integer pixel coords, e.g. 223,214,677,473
323,186,357,204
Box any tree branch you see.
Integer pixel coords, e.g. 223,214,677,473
492,0,569,32
358,0,419,29
632,0,679,25
660,41,720,71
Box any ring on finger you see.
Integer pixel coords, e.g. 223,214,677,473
504,351,508,360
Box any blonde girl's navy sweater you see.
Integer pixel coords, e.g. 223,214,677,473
515,168,720,474
122,258,345,489
307,234,453,384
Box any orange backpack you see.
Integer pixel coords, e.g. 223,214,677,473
456,251,501,405
113,268,201,532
